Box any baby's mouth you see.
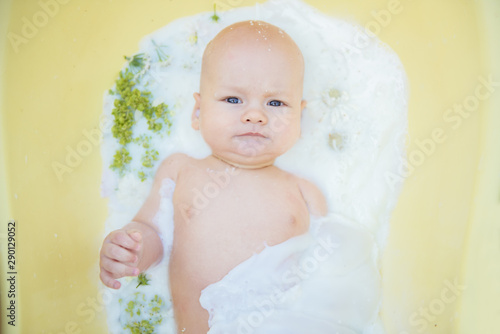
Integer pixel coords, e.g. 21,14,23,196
237,132,266,138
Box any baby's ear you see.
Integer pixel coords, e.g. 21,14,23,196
300,99,307,112
191,92,201,130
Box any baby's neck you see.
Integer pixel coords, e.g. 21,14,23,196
211,153,274,170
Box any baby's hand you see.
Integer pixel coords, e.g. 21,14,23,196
99,229,143,289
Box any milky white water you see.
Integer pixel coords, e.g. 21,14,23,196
99,0,408,332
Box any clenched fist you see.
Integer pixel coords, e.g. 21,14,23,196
99,229,143,289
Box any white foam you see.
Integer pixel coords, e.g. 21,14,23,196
100,0,408,332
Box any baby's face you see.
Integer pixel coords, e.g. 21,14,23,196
192,21,306,168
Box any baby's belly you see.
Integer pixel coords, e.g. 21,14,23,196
168,208,309,332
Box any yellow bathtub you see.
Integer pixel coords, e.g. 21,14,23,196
1,0,499,333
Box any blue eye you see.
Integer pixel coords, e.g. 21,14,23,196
268,100,283,107
225,97,240,104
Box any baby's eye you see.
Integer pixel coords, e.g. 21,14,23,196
225,97,241,104
268,100,284,107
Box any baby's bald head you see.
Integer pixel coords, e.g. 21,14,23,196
191,21,307,168
200,20,304,94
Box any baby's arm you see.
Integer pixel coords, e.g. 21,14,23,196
99,152,187,289
297,177,329,217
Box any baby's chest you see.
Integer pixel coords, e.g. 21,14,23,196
173,173,309,239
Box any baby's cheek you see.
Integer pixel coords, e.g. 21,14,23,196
199,115,219,135
268,113,290,135
277,114,301,137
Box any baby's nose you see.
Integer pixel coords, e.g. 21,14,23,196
241,107,268,125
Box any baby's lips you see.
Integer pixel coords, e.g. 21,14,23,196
239,131,266,137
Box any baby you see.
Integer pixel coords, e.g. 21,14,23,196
99,20,327,333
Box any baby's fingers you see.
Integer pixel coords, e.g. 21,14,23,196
100,256,139,280
127,230,142,244
100,268,121,289
102,242,137,264
109,230,141,251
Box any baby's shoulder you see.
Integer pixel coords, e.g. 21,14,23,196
155,152,192,182
288,173,314,193
276,169,313,188
290,173,329,217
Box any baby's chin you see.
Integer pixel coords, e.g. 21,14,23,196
208,136,295,168
212,150,279,169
